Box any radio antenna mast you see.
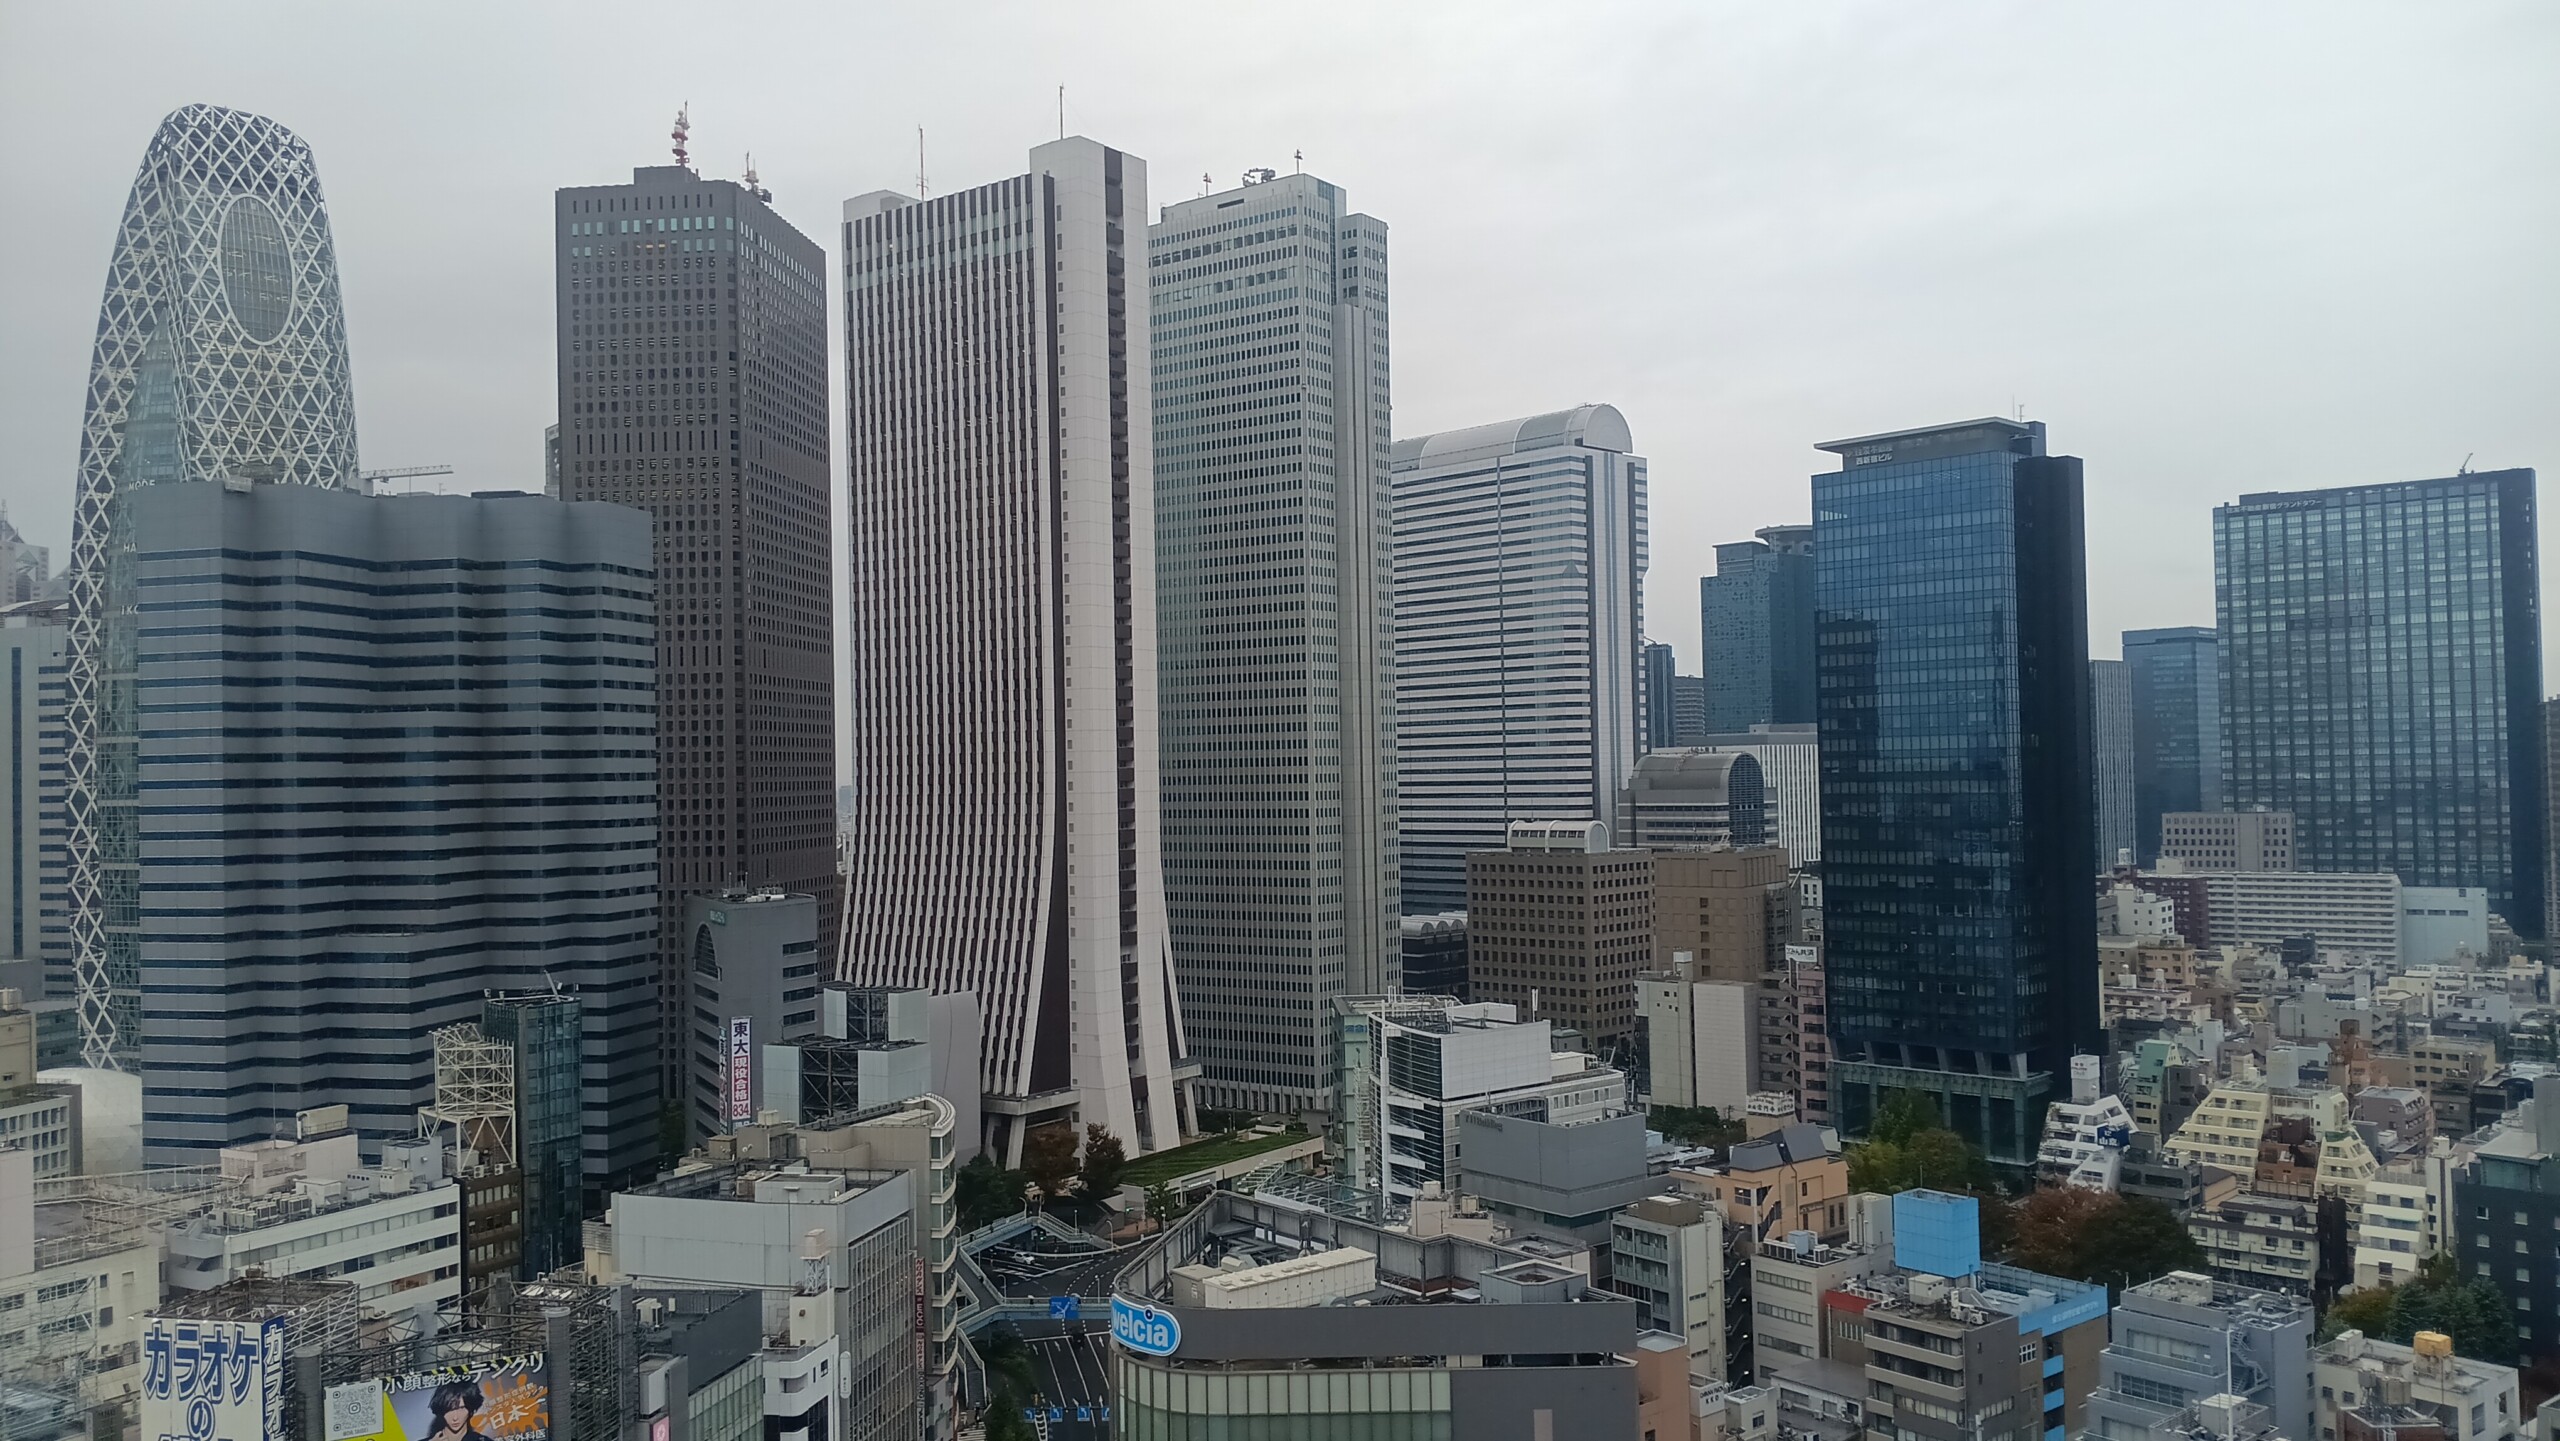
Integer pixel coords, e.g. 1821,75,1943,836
916,127,928,198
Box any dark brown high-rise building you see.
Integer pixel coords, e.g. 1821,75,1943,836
1464,821,1653,1049
554,154,837,1098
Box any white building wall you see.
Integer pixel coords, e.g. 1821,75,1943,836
2204,871,2401,961
2400,886,2492,965
1703,726,1818,866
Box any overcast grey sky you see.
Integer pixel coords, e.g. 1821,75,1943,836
4,3,2555,696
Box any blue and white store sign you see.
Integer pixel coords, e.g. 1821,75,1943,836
1110,1295,1181,1357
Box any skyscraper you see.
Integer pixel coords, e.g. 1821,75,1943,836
121,481,660,1182
840,138,1191,1162
1150,171,1396,1117
2091,658,2134,869
2215,470,2543,934
1644,641,1681,751
1815,418,2096,1164
2123,626,2220,865
2,603,65,982
1699,523,1815,734
1392,406,1648,912
554,150,839,1093
65,105,362,1068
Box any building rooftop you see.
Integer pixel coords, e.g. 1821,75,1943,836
2122,1270,2313,1327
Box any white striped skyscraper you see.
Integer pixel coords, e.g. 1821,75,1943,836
1391,407,1648,912
1150,172,1397,1117
840,138,1192,1162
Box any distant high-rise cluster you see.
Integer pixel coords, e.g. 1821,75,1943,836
24,96,2560,1427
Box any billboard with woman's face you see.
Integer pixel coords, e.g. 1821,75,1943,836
321,1355,549,1441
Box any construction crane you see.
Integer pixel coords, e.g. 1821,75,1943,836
357,464,455,494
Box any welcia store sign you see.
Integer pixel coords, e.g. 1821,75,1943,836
1110,1295,1181,1358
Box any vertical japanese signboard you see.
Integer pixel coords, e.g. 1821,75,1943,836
728,1016,753,1122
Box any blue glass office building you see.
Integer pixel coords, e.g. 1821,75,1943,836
1699,525,1815,735
2122,626,2220,865
1814,419,2097,1165
2215,470,2543,934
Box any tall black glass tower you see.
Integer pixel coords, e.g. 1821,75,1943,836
2123,626,2220,865
2215,470,2543,934
1814,418,2096,1165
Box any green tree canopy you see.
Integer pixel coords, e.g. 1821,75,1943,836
1650,1106,1749,1149
1081,1123,1129,1199
2008,1188,2204,1298
1021,1123,1081,1201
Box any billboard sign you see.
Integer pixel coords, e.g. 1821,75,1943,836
141,1314,288,1441
321,1354,550,1441
728,1016,753,1122
1109,1295,1180,1358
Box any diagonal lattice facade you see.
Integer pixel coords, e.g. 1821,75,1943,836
64,104,359,1067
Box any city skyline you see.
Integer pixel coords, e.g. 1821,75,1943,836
4,7,2551,766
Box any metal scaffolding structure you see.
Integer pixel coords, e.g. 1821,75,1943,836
421,1020,518,1173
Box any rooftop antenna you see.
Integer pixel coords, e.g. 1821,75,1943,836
1202,172,1211,197
743,154,771,204
672,104,691,170
2458,453,2475,474
1294,148,1304,174
916,127,928,199
1058,85,1066,140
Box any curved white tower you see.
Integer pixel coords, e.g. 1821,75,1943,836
64,105,359,1067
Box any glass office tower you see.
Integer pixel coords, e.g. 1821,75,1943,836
1699,525,1815,735
2091,659,2135,869
1814,418,2097,1165
2214,470,2543,934
2123,626,2220,866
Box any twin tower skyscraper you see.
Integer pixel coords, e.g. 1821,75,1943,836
65,108,1401,1168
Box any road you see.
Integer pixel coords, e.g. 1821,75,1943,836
1010,1321,1114,1439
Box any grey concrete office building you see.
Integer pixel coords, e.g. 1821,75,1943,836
1150,171,1398,1117
679,888,820,1143
2216,470,2544,933
123,481,659,1184
2124,626,2220,865
1699,524,1814,735
1392,408,1648,912
2093,657,2135,869
1112,1188,1640,1440
554,154,840,1097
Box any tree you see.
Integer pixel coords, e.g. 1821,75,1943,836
977,1327,1043,1441
1144,1181,1184,1229
1869,1089,1945,1146
1649,1106,1748,1149
2322,1284,2396,1340
2318,1255,2518,1366
955,1153,1029,1230
1847,1126,1990,1195
1081,1124,1129,1200
1021,1124,1081,1201
2008,1189,2203,1298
